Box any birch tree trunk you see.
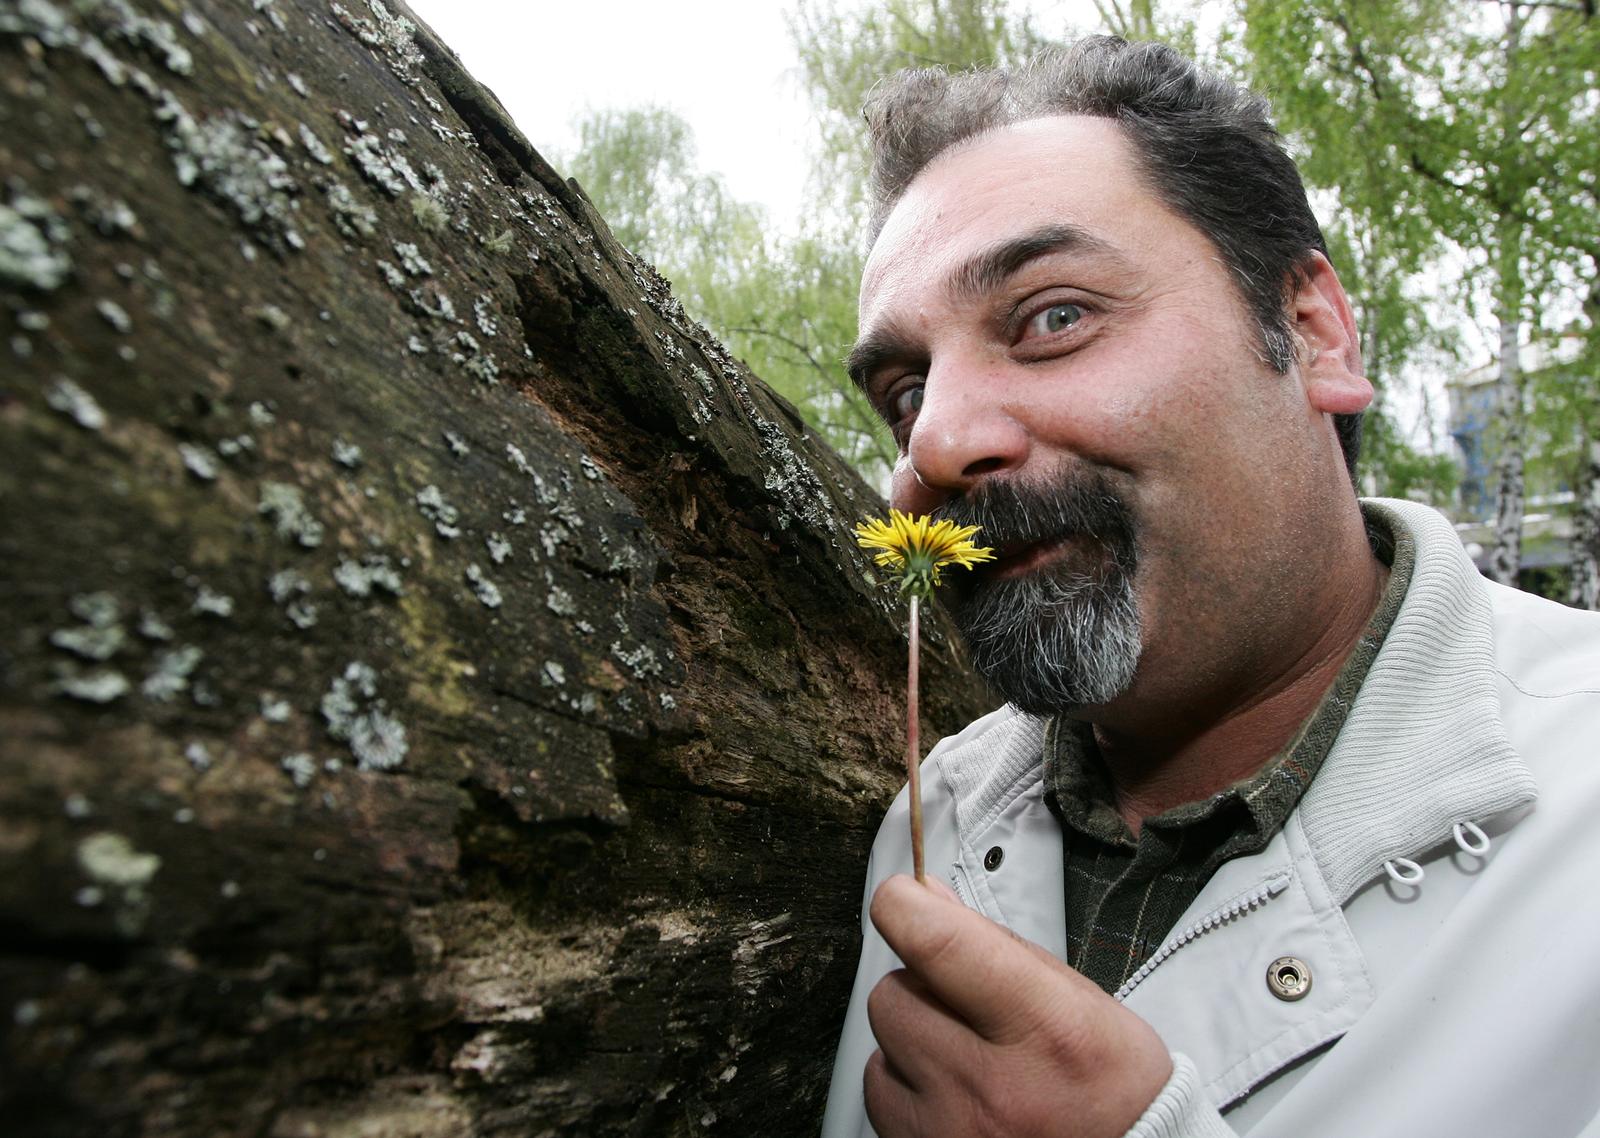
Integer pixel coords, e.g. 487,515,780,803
1488,294,1527,587
1488,4,1528,588
1570,434,1600,609
0,2,991,1134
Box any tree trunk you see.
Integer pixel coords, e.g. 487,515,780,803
0,3,991,1135
1488,301,1526,586
1488,5,1527,589
1570,434,1600,610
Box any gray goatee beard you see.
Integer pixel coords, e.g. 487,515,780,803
935,472,1143,715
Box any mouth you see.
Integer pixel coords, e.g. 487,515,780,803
987,534,1078,579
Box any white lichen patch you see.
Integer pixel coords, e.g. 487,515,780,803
546,587,576,617
269,568,318,628
473,295,498,337
137,609,174,640
443,430,470,457
185,741,213,771
375,259,406,288
154,96,304,248
333,553,402,597
54,669,131,703
260,693,292,722
408,287,456,321
297,121,333,165
191,584,234,617
320,661,408,771
77,831,161,890
259,482,325,548
393,241,431,276
268,567,311,602
96,0,195,74
1,189,73,291
69,185,139,236
281,751,316,787
178,441,219,480
95,298,132,333
142,644,202,701
449,330,498,384
504,443,533,476
486,533,511,564
331,438,363,468
465,564,502,608
50,618,126,661
49,591,126,661
250,304,291,331
339,111,422,197
540,660,565,687
326,181,377,239
248,400,277,426
538,524,567,558
45,378,107,430
610,640,663,679
415,484,461,539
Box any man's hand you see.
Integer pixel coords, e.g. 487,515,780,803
864,874,1173,1138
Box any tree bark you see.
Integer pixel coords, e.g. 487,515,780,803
0,2,992,1135
1488,4,1527,589
1570,434,1600,609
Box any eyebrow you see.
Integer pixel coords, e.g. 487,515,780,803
845,222,1118,389
948,222,1115,306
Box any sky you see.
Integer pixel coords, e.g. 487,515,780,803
404,0,1112,235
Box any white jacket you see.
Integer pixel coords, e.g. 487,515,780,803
823,499,1600,1138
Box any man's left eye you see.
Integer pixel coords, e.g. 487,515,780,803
1024,303,1084,338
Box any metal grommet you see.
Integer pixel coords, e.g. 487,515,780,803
1266,956,1312,1002
983,845,1004,871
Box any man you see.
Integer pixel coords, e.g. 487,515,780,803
822,36,1600,1138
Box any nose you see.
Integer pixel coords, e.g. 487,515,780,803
892,361,1030,514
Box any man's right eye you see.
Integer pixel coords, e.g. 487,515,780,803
889,383,924,425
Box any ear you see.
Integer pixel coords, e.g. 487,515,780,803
1291,252,1373,416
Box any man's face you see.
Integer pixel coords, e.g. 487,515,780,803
852,116,1363,716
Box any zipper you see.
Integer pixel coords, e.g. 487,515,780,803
1113,872,1292,1003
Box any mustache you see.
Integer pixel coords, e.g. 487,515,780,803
930,471,1138,568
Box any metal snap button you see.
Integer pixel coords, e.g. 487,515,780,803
983,845,1004,871
1266,956,1312,1001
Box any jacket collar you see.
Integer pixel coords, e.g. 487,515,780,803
1298,498,1537,903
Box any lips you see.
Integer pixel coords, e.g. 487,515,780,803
988,534,1074,578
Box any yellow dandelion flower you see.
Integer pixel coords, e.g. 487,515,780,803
855,509,995,598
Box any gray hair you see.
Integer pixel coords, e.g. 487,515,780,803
862,36,1362,477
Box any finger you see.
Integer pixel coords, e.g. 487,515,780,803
863,1048,922,1138
869,874,1093,1043
866,967,977,1092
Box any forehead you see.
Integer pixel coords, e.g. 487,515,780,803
860,115,1186,309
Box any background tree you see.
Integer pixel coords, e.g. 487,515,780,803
1236,0,1599,593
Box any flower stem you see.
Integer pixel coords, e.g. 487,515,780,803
907,593,925,884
